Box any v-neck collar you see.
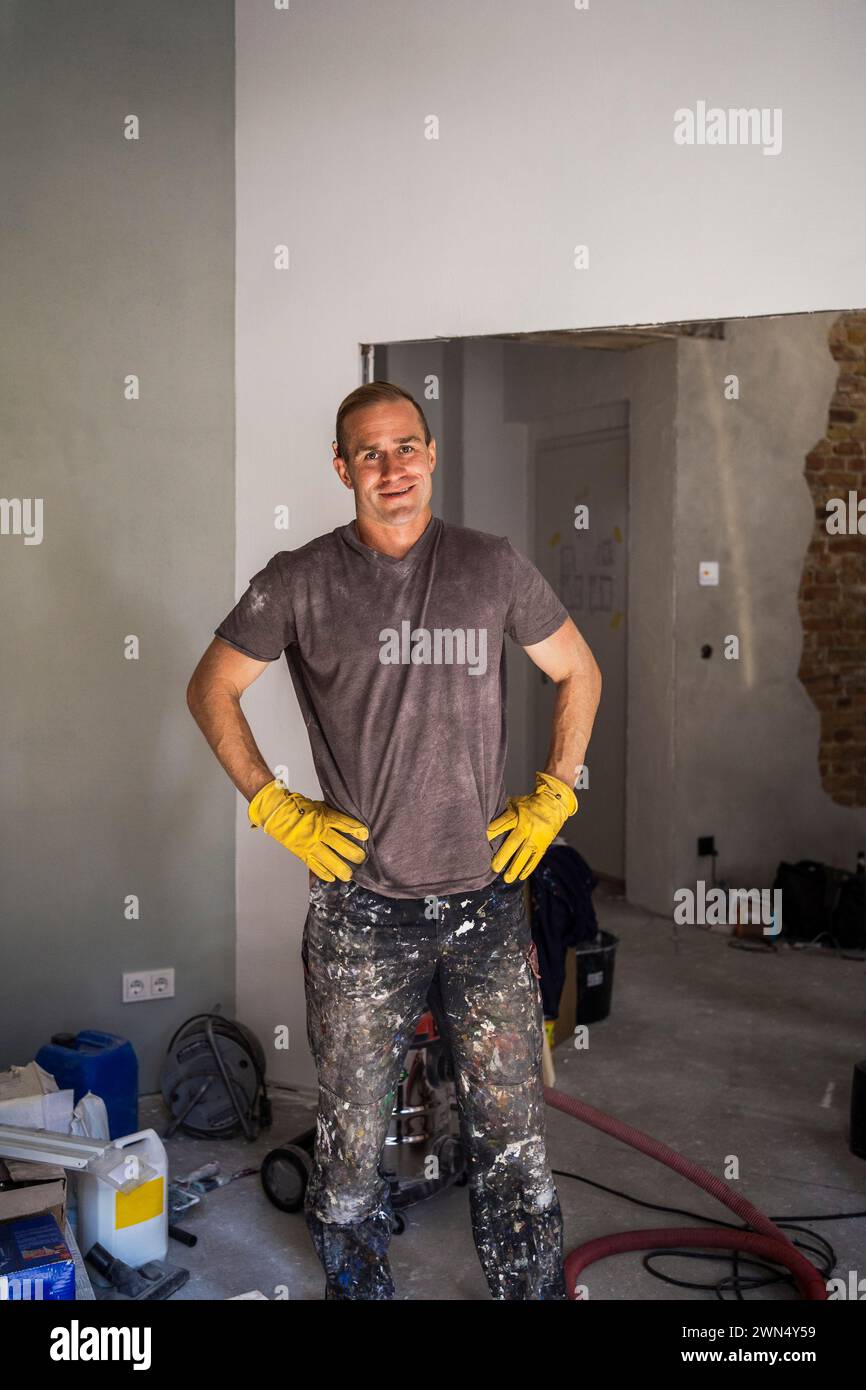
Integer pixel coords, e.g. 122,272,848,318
337,513,441,574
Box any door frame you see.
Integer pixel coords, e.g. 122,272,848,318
527,401,631,887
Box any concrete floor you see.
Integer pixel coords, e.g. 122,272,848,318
146,885,866,1301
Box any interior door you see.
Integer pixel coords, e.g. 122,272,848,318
532,427,628,880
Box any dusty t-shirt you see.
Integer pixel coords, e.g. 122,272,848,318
214,514,567,898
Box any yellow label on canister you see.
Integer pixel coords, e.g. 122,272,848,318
115,1176,165,1230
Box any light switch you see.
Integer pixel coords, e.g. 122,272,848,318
699,561,719,586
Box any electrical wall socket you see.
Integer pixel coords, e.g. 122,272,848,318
122,969,175,1002
150,968,175,999
122,972,151,1003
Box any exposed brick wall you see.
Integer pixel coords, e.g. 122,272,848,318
798,312,866,807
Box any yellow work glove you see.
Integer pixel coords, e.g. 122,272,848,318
486,771,578,883
248,778,369,883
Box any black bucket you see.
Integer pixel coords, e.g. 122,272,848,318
574,929,618,1025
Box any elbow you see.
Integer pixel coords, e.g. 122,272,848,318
186,675,202,717
594,660,603,704
582,655,602,707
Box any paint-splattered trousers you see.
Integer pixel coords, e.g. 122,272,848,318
300,870,568,1300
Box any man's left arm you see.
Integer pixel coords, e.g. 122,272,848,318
487,616,602,881
523,614,602,786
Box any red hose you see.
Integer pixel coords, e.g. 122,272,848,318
544,1086,827,1301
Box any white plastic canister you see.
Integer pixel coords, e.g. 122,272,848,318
75,1128,168,1267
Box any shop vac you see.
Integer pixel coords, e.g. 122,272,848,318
261,1004,466,1232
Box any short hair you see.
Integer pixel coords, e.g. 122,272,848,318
335,381,432,465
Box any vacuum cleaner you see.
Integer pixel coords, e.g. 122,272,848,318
261,1004,466,1232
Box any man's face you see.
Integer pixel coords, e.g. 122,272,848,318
332,399,436,527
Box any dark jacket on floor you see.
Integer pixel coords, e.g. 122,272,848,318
529,843,600,1017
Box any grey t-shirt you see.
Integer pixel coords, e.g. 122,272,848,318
214,514,568,898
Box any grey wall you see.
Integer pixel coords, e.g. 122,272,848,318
234,0,866,1087
0,1,236,1092
673,312,866,895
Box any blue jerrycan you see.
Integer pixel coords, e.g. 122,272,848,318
35,1031,138,1139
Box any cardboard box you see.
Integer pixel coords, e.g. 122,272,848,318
0,1157,67,1231
551,947,578,1048
0,1211,76,1300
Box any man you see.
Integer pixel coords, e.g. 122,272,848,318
186,380,602,1300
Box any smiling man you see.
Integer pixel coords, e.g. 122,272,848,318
186,380,601,1300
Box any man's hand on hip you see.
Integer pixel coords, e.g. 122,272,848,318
486,771,578,883
248,779,369,882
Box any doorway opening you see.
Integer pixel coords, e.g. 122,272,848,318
361,309,864,914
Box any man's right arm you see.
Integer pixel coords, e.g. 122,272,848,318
187,635,369,881
186,637,275,803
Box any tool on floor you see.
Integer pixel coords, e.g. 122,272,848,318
84,1242,188,1301
166,1160,260,1247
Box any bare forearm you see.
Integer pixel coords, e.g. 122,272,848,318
187,688,274,803
543,666,602,789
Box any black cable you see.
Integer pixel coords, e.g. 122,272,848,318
551,1165,864,1299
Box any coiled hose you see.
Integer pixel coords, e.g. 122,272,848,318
544,1086,827,1300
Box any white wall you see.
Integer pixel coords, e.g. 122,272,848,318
235,0,866,1085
